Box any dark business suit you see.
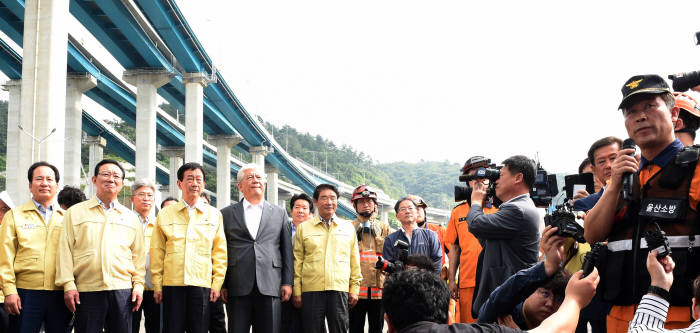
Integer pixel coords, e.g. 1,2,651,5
221,200,293,333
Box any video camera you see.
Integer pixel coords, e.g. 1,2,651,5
376,239,409,274
454,165,501,206
669,71,700,92
544,201,586,243
530,164,558,208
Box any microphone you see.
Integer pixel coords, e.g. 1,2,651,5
621,138,636,201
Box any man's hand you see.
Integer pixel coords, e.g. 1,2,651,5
280,285,292,302
470,181,487,206
564,268,599,309
573,189,589,201
448,280,459,300
647,250,674,291
348,293,358,308
541,226,567,276
292,295,302,309
153,291,162,304
497,314,519,329
64,290,80,312
210,289,220,302
609,148,638,189
221,288,228,303
4,294,21,315
131,289,143,312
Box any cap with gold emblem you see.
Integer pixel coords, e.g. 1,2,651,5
619,74,672,110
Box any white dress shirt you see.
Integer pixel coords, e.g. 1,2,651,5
243,198,264,240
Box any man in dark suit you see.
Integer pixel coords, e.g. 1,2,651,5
221,163,293,333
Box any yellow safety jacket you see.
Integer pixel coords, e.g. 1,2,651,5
0,201,64,295
139,216,156,291
351,218,389,299
150,200,227,291
293,216,362,296
55,197,146,293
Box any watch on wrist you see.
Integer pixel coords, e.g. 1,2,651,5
648,285,671,302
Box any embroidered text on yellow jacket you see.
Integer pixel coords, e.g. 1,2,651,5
0,201,65,295
55,197,146,293
149,200,227,291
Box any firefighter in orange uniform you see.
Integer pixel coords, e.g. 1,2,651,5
445,156,499,323
349,185,390,333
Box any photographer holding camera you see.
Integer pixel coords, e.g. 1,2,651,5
477,225,570,330
382,267,600,333
446,155,499,323
382,198,442,275
585,74,700,332
466,155,541,317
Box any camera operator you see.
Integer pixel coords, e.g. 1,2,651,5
477,226,570,330
382,198,442,275
585,74,700,332
467,155,541,317
627,251,700,332
673,91,700,146
445,156,499,323
573,136,622,212
382,267,599,333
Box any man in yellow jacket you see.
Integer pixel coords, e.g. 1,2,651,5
56,159,146,332
150,162,227,333
293,183,362,333
0,162,71,332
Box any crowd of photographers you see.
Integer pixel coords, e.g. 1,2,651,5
1,72,700,333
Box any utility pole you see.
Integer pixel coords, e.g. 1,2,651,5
306,150,318,169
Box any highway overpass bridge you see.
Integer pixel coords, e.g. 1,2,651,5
0,0,449,222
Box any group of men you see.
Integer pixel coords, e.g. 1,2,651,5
436,73,700,333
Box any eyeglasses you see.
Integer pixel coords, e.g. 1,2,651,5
244,174,265,182
398,207,416,212
98,172,123,181
537,288,563,306
134,193,154,199
32,176,56,183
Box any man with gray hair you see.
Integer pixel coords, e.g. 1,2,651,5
220,163,293,333
130,179,160,333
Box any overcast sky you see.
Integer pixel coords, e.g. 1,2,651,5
3,1,699,175
173,0,700,173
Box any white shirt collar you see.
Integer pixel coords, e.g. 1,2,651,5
243,198,264,210
183,198,207,212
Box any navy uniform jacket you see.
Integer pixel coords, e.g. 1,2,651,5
383,227,442,274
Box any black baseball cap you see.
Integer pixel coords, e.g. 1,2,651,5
619,74,671,109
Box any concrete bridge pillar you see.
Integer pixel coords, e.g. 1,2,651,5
123,69,174,182
184,73,210,165
265,165,280,207
249,146,269,170
85,136,106,198
160,146,185,199
64,73,97,187
210,134,243,209
18,0,70,197
279,192,293,212
379,204,389,223
2,80,21,200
